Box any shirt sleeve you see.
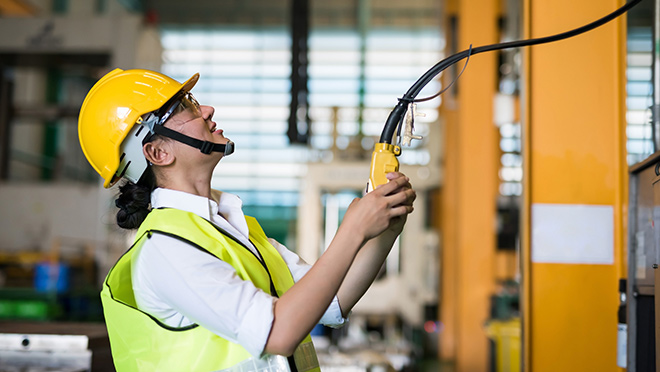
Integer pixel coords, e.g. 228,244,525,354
268,238,349,328
133,233,275,358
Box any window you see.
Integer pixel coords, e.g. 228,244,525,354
308,28,442,165
626,14,654,164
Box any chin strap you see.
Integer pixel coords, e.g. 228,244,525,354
152,124,235,155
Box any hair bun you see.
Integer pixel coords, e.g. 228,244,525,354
115,179,153,229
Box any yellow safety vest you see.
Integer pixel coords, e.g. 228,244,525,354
100,208,320,372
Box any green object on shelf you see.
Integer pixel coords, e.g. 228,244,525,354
0,288,59,320
0,300,17,318
15,300,50,320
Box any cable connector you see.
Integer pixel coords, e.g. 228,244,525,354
402,102,424,146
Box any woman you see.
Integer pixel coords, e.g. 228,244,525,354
78,68,416,371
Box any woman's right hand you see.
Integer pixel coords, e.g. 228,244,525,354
339,173,415,244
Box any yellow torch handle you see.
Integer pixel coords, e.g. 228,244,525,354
367,143,401,192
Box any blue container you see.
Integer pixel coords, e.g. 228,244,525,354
34,262,70,293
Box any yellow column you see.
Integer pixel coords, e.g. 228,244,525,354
439,0,499,370
522,0,627,371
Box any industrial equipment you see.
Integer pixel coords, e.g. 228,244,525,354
628,152,660,372
367,0,642,191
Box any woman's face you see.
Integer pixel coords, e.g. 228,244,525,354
163,94,230,165
165,95,227,145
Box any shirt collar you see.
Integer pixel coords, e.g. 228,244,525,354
151,187,251,244
151,188,227,221
213,189,244,218
151,188,247,233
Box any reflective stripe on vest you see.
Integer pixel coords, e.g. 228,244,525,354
100,208,320,372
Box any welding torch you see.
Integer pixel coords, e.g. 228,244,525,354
367,0,642,192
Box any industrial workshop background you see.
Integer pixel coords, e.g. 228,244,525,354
0,0,656,371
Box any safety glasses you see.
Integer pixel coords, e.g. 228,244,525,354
156,92,201,126
141,92,201,144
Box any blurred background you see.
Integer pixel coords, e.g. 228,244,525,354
0,0,655,371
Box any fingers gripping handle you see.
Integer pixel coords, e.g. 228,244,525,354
367,143,401,193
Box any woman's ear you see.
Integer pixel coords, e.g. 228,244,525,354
143,141,174,166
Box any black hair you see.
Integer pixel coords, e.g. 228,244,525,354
115,166,157,229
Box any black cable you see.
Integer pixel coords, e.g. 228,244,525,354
379,0,643,144
415,44,473,103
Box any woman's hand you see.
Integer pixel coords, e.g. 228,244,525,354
383,172,415,235
339,172,416,244
332,172,416,316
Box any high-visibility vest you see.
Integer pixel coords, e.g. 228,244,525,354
100,208,320,372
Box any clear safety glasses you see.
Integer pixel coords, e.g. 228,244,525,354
141,92,201,144
156,92,202,126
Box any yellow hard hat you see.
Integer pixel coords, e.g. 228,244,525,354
78,68,199,188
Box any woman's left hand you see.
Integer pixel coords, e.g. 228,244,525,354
382,172,416,235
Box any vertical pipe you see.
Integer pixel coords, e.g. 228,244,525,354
438,0,498,368
357,0,369,138
0,68,12,180
521,0,532,369
618,5,633,371
41,68,60,180
288,0,310,144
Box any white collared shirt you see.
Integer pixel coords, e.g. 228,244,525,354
132,188,347,358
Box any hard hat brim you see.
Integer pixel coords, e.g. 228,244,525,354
180,73,200,95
